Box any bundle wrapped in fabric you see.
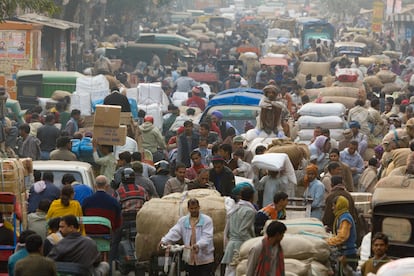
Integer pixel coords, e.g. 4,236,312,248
251,152,297,185
298,115,346,129
318,86,366,102
364,75,384,89
135,189,226,262
316,96,357,109
335,68,360,82
264,142,309,170
376,70,397,84
298,62,331,76
382,82,402,94
297,129,344,142
264,218,329,238
298,103,346,117
239,234,331,263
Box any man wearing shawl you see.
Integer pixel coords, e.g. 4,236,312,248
246,221,286,276
303,164,325,219
326,196,357,271
258,85,289,135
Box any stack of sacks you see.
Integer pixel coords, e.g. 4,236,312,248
296,103,347,144
71,74,110,116
135,189,226,262
235,218,331,276
135,83,170,129
376,70,402,94
1,158,30,228
315,86,366,108
296,61,334,88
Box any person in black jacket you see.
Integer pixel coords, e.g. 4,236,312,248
209,156,235,196
103,76,131,112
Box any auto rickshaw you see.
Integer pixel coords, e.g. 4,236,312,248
372,184,414,258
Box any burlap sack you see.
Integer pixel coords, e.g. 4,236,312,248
376,175,414,189
364,75,384,89
391,148,411,168
382,128,410,151
285,259,311,276
304,88,323,100
358,57,377,67
266,142,308,170
51,90,72,101
135,189,226,261
362,147,375,162
298,62,331,76
282,234,330,262
236,259,247,276
383,51,402,59
333,80,364,89
311,261,330,276
240,234,330,263
318,86,365,101
376,70,397,84
296,73,334,88
382,82,402,94
317,96,356,109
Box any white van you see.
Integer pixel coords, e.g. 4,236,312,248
33,161,95,190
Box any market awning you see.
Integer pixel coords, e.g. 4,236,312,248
17,13,81,30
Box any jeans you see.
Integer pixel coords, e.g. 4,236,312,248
186,262,214,276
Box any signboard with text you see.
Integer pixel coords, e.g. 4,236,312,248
372,1,384,33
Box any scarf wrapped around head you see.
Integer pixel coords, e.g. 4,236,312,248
313,135,329,151
303,164,319,188
333,196,350,234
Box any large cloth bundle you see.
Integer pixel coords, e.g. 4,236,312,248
377,257,414,276
298,115,346,129
318,86,366,101
265,140,310,170
376,70,397,84
304,88,324,101
298,103,346,117
298,62,331,76
251,153,291,172
264,218,328,238
298,129,344,142
391,148,411,168
316,96,356,109
296,73,334,88
358,57,377,67
239,234,330,263
382,128,410,151
375,175,414,189
51,90,72,101
382,82,402,94
135,189,226,261
333,80,365,89
137,83,170,111
364,75,384,89
335,68,360,82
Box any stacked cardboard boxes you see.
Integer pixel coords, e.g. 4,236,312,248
93,105,127,145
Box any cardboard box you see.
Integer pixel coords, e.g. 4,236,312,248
94,105,121,127
93,125,127,146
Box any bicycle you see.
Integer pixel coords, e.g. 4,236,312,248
160,244,186,276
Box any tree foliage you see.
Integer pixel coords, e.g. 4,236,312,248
0,0,59,20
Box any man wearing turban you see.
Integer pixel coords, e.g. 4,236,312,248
258,85,289,136
303,164,325,220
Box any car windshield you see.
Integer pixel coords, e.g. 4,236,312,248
39,171,84,190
